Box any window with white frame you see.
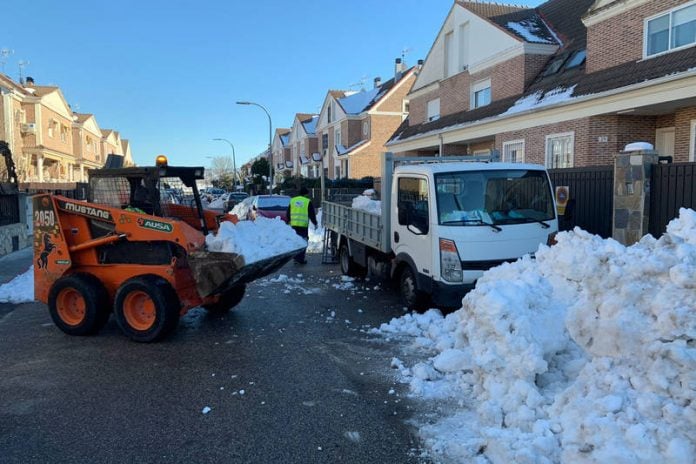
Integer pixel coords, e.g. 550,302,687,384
645,2,696,57
300,140,305,156
48,120,57,138
427,98,440,122
690,120,696,161
444,31,455,78
545,132,574,168
335,127,341,148
472,79,491,109
502,140,525,163
363,120,369,137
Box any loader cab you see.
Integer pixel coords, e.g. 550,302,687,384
87,161,217,233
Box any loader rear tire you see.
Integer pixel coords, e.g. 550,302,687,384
114,275,180,343
203,284,246,313
48,274,110,336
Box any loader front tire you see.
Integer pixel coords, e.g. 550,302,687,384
48,274,110,336
114,275,180,343
203,284,246,313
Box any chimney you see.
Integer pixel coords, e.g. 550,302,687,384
417,59,424,70
25,76,35,86
395,58,404,81
374,76,382,88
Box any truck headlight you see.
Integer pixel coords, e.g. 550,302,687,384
440,238,463,283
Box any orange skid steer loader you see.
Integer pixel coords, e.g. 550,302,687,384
33,156,301,342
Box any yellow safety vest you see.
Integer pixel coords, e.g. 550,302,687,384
289,196,310,227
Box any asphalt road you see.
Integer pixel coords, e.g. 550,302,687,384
0,254,431,464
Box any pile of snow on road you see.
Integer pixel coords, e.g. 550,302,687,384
377,208,696,464
352,193,381,215
308,209,324,254
206,216,306,264
0,266,34,303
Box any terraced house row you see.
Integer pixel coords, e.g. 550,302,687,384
0,73,134,185
272,0,696,182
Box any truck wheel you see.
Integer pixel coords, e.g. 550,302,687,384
339,242,366,278
114,275,180,343
399,266,428,312
48,274,110,336
203,285,246,313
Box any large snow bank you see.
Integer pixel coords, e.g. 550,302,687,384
352,195,381,215
377,208,696,463
0,266,35,303
206,216,306,264
230,199,252,218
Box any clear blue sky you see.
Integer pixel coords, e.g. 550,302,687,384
2,0,541,167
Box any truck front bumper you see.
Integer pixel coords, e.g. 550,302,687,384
417,274,475,309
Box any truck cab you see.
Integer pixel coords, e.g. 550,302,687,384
390,161,557,308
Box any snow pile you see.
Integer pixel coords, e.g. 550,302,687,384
206,216,306,264
207,197,226,209
0,266,35,303
376,208,696,463
308,209,324,254
352,195,381,215
506,18,556,44
230,199,252,219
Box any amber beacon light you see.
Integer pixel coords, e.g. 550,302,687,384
155,155,168,167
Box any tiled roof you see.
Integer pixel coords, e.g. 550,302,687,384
538,0,594,50
392,46,696,143
456,1,524,19
296,113,314,123
0,73,27,94
74,113,93,123
329,90,348,99
101,129,114,137
31,85,59,97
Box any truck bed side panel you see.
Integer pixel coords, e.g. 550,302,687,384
322,201,389,253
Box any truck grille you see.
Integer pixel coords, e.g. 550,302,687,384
460,258,516,271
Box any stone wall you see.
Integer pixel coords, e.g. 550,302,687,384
0,223,31,257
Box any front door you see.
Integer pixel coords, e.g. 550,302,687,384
392,175,433,274
655,127,675,157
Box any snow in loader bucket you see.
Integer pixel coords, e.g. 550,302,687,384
188,247,304,298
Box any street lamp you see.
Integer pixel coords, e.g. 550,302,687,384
236,101,273,194
212,138,237,189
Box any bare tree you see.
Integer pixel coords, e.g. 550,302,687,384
209,156,235,185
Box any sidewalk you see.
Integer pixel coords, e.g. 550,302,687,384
0,247,33,285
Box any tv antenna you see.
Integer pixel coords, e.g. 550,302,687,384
18,60,30,84
401,47,412,66
348,75,368,91
0,48,13,73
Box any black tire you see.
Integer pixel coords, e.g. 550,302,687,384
399,266,428,312
203,284,246,313
113,275,180,343
48,273,110,336
339,242,366,278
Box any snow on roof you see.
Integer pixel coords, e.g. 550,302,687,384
302,115,318,135
338,87,381,114
506,17,557,44
502,85,576,116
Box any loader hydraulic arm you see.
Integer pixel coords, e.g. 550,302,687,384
0,141,19,185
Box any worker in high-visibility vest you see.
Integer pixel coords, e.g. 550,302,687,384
287,187,318,264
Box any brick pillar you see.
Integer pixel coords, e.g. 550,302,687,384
612,150,659,245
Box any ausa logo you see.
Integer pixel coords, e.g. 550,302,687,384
137,217,173,233
58,200,112,221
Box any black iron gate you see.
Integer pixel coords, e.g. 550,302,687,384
0,190,20,226
649,162,696,237
548,166,614,238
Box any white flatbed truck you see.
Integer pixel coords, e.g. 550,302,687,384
323,152,558,309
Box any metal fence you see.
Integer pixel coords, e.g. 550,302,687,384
648,162,696,237
548,166,614,238
0,192,20,226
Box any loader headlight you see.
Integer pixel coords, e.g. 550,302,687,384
440,238,463,283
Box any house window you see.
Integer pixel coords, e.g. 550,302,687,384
48,120,57,138
444,31,455,78
502,140,525,163
322,133,328,150
427,98,440,122
690,120,696,162
645,2,696,57
472,79,491,109
341,159,348,178
335,127,341,148
335,166,340,179
300,140,305,156
363,120,369,137
458,23,469,72
402,100,410,114
60,125,68,142
545,132,574,168
328,102,333,123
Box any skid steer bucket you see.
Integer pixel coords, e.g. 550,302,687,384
188,248,304,298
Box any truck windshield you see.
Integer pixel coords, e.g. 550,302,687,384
435,169,555,226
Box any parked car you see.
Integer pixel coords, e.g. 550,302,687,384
224,192,249,211
250,195,291,222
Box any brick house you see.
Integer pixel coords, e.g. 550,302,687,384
100,129,123,161
71,113,105,181
387,0,696,167
315,61,417,180
0,73,28,180
271,127,291,178
120,139,134,166
288,113,319,178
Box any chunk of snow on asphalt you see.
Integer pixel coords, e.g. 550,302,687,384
0,266,34,303
308,209,324,254
206,216,306,264
351,195,381,215
202,406,211,414
375,208,696,464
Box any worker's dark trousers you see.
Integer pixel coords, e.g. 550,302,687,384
292,226,309,263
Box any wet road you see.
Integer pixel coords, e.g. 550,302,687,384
0,254,431,464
